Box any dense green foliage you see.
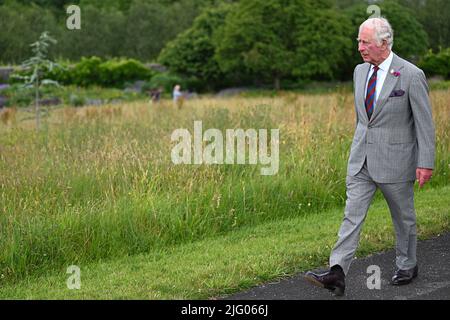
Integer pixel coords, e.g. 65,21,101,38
160,0,428,88
0,0,212,63
419,48,450,79
213,0,350,87
159,3,234,91
0,0,447,89
398,0,450,51
19,56,155,88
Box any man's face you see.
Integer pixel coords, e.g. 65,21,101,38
357,27,386,65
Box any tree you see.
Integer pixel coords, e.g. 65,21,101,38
0,2,59,64
17,31,60,130
408,0,450,51
56,4,126,60
6,0,80,10
214,0,292,89
291,6,352,81
0,0,211,63
123,0,169,61
158,3,234,91
214,0,351,89
124,0,207,61
79,0,131,11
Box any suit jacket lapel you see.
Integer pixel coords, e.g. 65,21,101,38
369,53,403,122
358,63,371,123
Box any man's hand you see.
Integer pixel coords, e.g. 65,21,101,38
416,168,433,188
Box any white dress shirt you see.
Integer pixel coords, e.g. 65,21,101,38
364,51,394,109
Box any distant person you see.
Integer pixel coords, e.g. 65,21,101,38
304,17,435,296
173,84,184,109
149,87,163,104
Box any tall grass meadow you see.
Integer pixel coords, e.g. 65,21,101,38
0,90,448,284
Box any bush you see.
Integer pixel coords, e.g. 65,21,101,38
419,48,450,79
68,56,103,87
48,58,90,87
98,58,154,87
46,57,154,88
2,84,33,107
46,62,73,85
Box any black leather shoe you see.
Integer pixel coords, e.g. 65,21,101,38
391,265,418,285
304,266,346,296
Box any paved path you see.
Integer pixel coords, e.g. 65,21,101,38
223,232,450,300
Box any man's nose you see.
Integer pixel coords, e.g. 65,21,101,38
358,43,364,52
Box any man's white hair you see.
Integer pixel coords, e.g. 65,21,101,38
359,17,394,49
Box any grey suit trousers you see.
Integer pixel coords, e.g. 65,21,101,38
329,160,417,275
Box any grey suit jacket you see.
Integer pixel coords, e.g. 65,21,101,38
348,53,435,183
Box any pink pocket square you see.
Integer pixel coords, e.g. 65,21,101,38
389,89,405,97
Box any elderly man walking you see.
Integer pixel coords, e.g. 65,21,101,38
304,17,435,296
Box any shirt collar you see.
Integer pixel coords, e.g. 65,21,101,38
373,51,393,72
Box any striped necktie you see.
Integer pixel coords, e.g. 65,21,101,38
365,65,379,120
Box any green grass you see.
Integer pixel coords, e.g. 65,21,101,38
0,185,448,299
0,91,448,297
